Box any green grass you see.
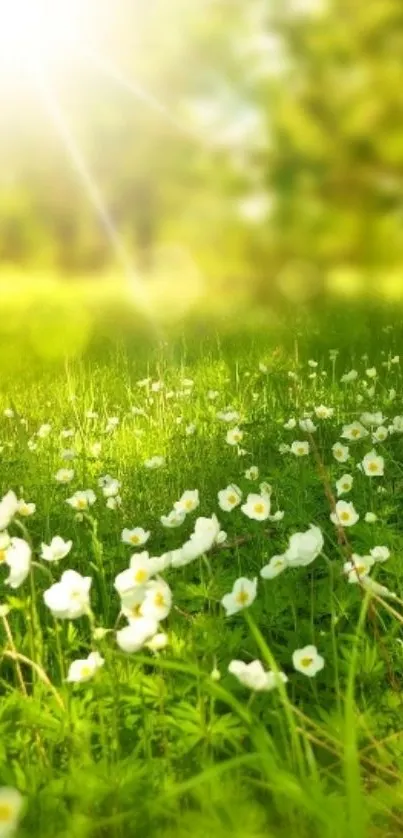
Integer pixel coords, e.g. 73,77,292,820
1,290,403,838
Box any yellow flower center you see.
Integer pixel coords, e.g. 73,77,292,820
80,665,92,678
228,494,237,504
130,535,140,545
340,511,350,522
254,503,265,515
185,499,194,511
368,461,379,473
154,592,166,607
236,590,250,606
134,569,148,584
0,803,13,822
0,549,6,564
351,429,360,438
77,498,87,510
301,657,313,668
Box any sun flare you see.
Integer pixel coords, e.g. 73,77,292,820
0,0,87,76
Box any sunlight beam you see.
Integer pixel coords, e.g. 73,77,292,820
81,48,208,145
34,73,161,331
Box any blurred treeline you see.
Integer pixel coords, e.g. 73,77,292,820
1,0,403,302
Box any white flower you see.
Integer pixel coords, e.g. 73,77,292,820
144,456,166,469
332,443,350,463
114,552,161,597
102,479,121,499
259,482,272,498
121,527,150,547
44,570,92,619
66,490,96,511
293,645,324,677
285,525,324,567
61,448,76,461
174,490,199,514
216,410,240,423
160,509,186,528
360,412,385,428
3,538,31,589
259,362,268,373
299,418,316,433
260,554,287,579
170,515,225,568
372,426,388,443
185,423,196,436
228,659,287,692
146,632,168,652
362,450,384,477
392,416,403,433
278,443,291,454
0,491,18,531
41,536,72,562
221,577,257,616
193,514,226,545
336,474,353,496
245,466,259,480
140,578,172,621
16,499,35,517
366,367,377,378
270,509,284,522
341,369,358,383
344,554,374,583
330,500,359,527
37,423,52,438
370,546,390,563
90,442,102,458
314,405,334,419
283,418,296,430
308,359,318,368
226,426,244,446
241,493,270,521
3,408,14,418
107,496,121,510
290,440,310,457
0,787,23,837
365,512,377,523
341,422,368,441
0,532,10,568
116,615,159,653
105,416,119,433
218,484,242,512
60,428,75,439
55,468,74,484
66,651,104,683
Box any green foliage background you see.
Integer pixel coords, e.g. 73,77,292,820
1,0,403,302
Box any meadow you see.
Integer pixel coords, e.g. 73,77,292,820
1,290,403,838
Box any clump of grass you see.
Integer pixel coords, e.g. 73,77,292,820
0,295,403,838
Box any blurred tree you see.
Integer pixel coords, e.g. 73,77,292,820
0,0,402,302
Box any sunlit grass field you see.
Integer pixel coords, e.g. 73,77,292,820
1,286,403,838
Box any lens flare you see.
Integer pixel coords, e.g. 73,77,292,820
0,0,85,75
